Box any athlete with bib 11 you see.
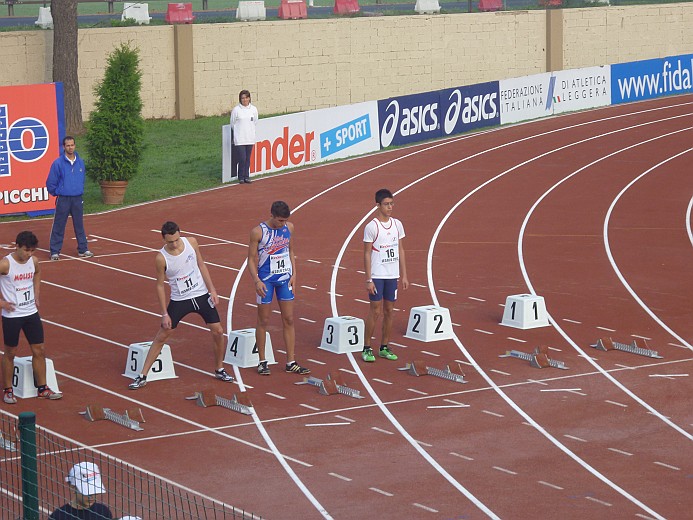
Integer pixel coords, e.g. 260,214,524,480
129,221,233,389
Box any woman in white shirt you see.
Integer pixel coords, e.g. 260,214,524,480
230,90,259,184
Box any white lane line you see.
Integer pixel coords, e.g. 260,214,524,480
390,342,408,348
527,379,549,386
668,342,687,349
490,369,511,376
562,319,582,324
443,399,468,406
540,388,582,393
299,317,316,323
334,415,355,423
439,290,455,295
653,461,680,471
468,296,486,302
608,448,633,456
307,359,326,365
564,435,587,443
266,393,286,400
307,259,321,264
300,404,321,411
474,329,493,335
538,480,564,490
493,467,517,475
370,488,393,497
649,373,688,378
328,473,352,482
173,229,248,248
354,299,371,304
372,378,393,385
305,422,351,427
605,400,628,408
413,503,438,513
507,337,527,343
596,326,616,332
547,346,561,352
585,496,612,507
450,452,474,461
339,368,357,375
421,351,440,357
301,285,317,290
371,427,395,435
417,440,433,447
411,282,427,288
631,334,652,340
427,404,469,409
482,410,504,418
408,388,429,396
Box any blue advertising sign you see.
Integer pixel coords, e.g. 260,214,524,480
611,54,693,104
377,91,441,148
441,81,501,137
320,114,372,159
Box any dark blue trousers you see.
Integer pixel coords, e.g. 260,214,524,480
235,144,254,181
49,195,88,255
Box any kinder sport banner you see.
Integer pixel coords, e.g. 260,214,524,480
0,83,65,216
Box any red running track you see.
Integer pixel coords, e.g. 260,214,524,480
1,94,691,519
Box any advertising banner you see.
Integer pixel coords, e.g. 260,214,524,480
441,81,501,136
611,54,693,104
305,101,380,163
0,83,64,216
548,66,611,115
377,91,442,148
499,74,553,124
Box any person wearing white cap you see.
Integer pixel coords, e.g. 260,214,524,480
49,462,113,519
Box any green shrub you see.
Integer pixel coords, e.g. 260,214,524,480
86,42,144,182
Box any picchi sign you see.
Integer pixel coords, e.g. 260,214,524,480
0,83,64,216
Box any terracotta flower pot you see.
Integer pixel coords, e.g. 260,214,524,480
99,180,129,205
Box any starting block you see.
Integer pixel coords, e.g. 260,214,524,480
591,337,663,359
319,316,364,354
398,360,467,383
123,342,177,382
295,372,364,399
80,405,145,431
12,356,60,399
224,329,276,368
405,306,454,342
500,294,550,329
186,389,254,415
500,346,568,369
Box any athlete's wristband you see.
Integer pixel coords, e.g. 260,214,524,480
366,279,372,283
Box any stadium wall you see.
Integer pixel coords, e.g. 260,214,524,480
0,4,691,120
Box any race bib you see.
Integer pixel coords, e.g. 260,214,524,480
15,283,34,308
380,244,399,265
270,252,291,275
176,270,200,295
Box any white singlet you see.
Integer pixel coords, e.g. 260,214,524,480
363,217,406,279
0,254,38,318
161,237,208,301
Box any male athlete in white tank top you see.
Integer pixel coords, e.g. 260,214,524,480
128,222,233,389
0,231,62,403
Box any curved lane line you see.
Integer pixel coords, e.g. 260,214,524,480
603,148,693,351
425,126,693,520
687,194,693,250
517,131,693,440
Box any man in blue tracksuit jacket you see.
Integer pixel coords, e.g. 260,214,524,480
45,136,93,260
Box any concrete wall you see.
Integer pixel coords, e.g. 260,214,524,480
1,4,691,120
